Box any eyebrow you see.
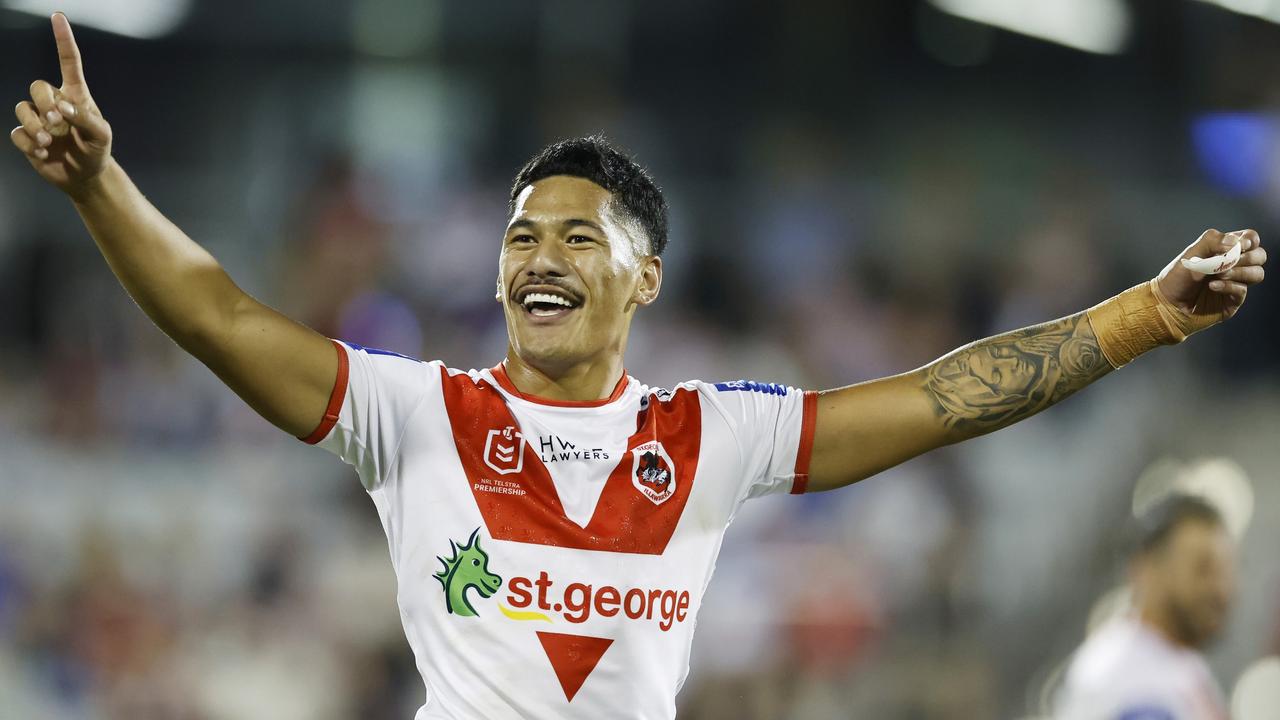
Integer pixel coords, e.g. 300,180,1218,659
506,218,606,234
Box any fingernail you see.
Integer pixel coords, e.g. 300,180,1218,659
1210,281,1223,290
36,130,51,146
57,100,74,117
34,147,47,160
46,110,62,125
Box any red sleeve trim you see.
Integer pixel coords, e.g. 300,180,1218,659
790,390,819,495
299,339,349,445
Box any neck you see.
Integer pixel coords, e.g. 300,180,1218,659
1136,600,1193,649
502,349,625,403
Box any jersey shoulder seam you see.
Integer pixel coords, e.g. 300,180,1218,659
689,382,755,508
372,376,436,491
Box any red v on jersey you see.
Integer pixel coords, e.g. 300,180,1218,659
440,367,701,555
536,632,613,702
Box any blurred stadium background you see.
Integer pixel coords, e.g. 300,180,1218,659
2,0,1279,717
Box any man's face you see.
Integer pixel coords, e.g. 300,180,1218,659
499,175,661,372
1147,520,1237,648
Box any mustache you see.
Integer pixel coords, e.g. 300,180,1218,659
513,277,584,302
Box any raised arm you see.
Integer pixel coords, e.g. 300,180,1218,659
9,14,337,439
806,228,1266,492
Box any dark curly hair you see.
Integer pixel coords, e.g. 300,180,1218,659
510,135,669,256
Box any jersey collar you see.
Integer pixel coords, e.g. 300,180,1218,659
490,362,630,408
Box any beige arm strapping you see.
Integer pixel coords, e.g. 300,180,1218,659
1084,279,1212,368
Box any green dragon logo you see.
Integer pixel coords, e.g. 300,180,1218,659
434,528,502,617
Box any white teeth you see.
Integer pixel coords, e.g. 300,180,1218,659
522,292,574,308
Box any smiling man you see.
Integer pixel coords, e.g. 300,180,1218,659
10,14,1268,720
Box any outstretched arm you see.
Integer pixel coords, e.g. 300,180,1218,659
9,14,337,439
806,229,1266,491
920,310,1111,435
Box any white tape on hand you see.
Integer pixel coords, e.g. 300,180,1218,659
1181,236,1242,275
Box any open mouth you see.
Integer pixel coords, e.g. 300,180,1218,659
516,286,583,321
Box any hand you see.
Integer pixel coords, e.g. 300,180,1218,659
9,13,113,198
1155,228,1266,330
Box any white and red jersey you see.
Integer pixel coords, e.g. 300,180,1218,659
300,340,817,719
1054,616,1228,720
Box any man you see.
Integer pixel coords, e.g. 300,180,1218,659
9,14,1267,720
1055,495,1237,720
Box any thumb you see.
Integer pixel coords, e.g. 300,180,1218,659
1185,229,1232,260
1178,229,1244,283
55,98,110,148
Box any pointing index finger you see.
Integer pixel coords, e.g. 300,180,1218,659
51,13,87,90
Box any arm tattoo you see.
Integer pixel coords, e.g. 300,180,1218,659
922,312,1112,437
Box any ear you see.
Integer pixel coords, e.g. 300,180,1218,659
630,256,662,309
495,277,503,302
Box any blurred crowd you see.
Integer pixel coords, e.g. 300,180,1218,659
3,1,1280,718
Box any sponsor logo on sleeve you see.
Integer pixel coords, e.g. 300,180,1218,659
713,379,788,396
343,341,421,362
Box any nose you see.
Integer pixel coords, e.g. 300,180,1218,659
525,236,570,278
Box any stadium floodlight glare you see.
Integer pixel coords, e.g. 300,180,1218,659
1194,0,1280,23
928,0,1131,54
3,0,191,39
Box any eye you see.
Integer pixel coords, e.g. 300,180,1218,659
509,234,536,245
472,559,480,566
567,235,593,245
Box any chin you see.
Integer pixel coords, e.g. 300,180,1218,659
1187,615,1225,649
514,336,592,369
1200,616,1226,643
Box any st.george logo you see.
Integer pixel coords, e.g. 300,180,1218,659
484,425,525,475
631,440,676,505
433,528,502,617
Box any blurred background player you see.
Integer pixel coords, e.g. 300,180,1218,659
1054,494,1235,720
